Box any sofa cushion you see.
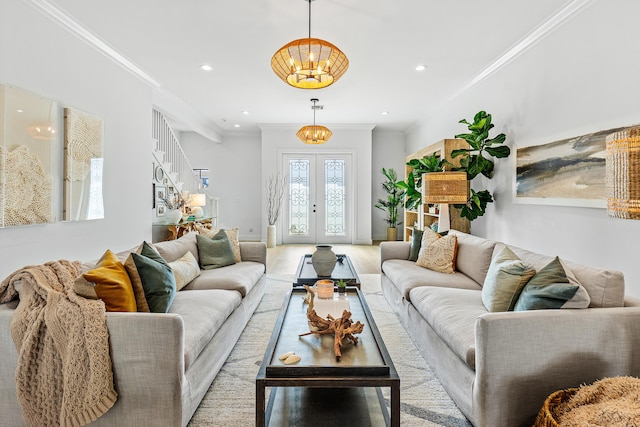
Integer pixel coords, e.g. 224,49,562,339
127,243,176,313
196,233,236,270
83,249,137,312
482,246,536,312
168,289,242,371
153,232,199,263
503,243,625,308
416,228,457,274
410,286,486,369
449,230,497,285
183,261,265,297
169,251,201,291
409,228,423,262
382,259,481,302
197,227,241,263
514,257,590,311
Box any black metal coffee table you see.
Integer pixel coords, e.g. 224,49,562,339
256,287,400,426
293,254,361,289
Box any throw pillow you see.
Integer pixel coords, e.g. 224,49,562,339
482,246,536,312
123,243,152,312
514,256,591,311
73,275,99,299
409,228,423,262
83,249,137,312
127,241,177,313
415,228,457,274
196,232,236,270
169,251,201,291
197,226,241,262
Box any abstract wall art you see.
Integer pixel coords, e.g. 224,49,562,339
515,125,638,208
0,85,56,227
64,107,104,221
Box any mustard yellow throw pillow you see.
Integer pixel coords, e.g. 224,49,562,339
415,228,458,274
83,249,137,312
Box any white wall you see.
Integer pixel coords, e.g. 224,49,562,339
180,131,263,240
371,130,406,241
260,125,374,245
406,1,640,297
0,0,152,279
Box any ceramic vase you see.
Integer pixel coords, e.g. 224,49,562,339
311,245,337,276
165,209,183,224
266,224,276,248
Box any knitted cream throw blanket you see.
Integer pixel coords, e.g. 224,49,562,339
0,260,117,427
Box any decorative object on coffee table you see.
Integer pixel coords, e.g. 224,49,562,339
315,279,334,299
311,245,337,276
337,279,347,295
299,288,364,361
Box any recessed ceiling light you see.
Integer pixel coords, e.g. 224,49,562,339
200,64,213,71
241,110,249,115
415,64,427,71
234,124,240,128
381,111,390,115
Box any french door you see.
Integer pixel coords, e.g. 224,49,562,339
282,153,353,244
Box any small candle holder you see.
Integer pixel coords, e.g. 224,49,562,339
315,279,334,299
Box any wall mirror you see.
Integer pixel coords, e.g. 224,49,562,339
0,84,56,227
63,107,104,221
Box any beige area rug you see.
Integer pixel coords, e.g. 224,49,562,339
187,274,472,427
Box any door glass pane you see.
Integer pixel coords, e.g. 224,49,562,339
288,159,310,236
325,159,345,236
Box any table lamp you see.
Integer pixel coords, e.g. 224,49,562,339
189,193,206,218
422,172,469,233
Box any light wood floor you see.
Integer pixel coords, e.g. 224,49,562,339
266,243,382,275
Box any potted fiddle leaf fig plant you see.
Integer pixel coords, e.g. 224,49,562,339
450,110,511,220
374,167,406,241
396,154,446,211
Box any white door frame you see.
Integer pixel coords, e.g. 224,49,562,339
279,150,355,245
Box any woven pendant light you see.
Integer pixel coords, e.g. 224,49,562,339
606,126,640,219
271,0,348,89
297,98,332,144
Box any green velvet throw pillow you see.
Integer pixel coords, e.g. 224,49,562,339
127,241,176,313
514,257,590,311
409,228,423,262
482,246,536,312
196,232,236,270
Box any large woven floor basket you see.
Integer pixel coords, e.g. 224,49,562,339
534,388,578,427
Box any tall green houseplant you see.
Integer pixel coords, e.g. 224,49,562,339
451,110,510,220
396,154,445,211
375,168,406,240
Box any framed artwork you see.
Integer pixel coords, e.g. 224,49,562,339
515,125,637,208
155,185,166,203
63,107,105,221
0,84,56,227
156,204,166,217
154,165,164,182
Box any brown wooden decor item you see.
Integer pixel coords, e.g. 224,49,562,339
299,285,364,360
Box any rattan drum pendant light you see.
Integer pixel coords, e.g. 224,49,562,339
297,98,332,144
271,0,348,89
606,126,640,219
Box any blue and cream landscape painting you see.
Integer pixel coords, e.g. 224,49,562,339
515,126,629,207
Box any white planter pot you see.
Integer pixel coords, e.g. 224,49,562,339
266,224,276,248
165,209,183,224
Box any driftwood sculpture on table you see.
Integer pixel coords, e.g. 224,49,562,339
299,285,365,360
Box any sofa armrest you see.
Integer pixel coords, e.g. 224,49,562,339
380,241,411,267
102,312,186,425
240,242,267,269
474,307,640,426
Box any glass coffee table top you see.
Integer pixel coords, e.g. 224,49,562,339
293,254,361,289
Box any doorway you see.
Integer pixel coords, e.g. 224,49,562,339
282,153,353,244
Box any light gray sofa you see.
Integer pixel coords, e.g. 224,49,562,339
381,230,640,427
0,232,267,427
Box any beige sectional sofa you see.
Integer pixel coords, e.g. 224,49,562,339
381,230,640,427
0,232,267,427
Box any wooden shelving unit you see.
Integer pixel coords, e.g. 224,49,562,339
403,139,471,241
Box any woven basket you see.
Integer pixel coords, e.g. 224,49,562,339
533,388,578,427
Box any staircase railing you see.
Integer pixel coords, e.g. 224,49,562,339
152,108,201,195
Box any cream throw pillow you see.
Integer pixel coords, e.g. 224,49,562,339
482,246,536,312
169,251,201,290
197,226,241,263
415,228,457,274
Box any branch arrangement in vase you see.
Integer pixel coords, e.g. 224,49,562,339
266,172,288,225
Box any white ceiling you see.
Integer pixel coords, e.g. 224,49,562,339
47,0,575,135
